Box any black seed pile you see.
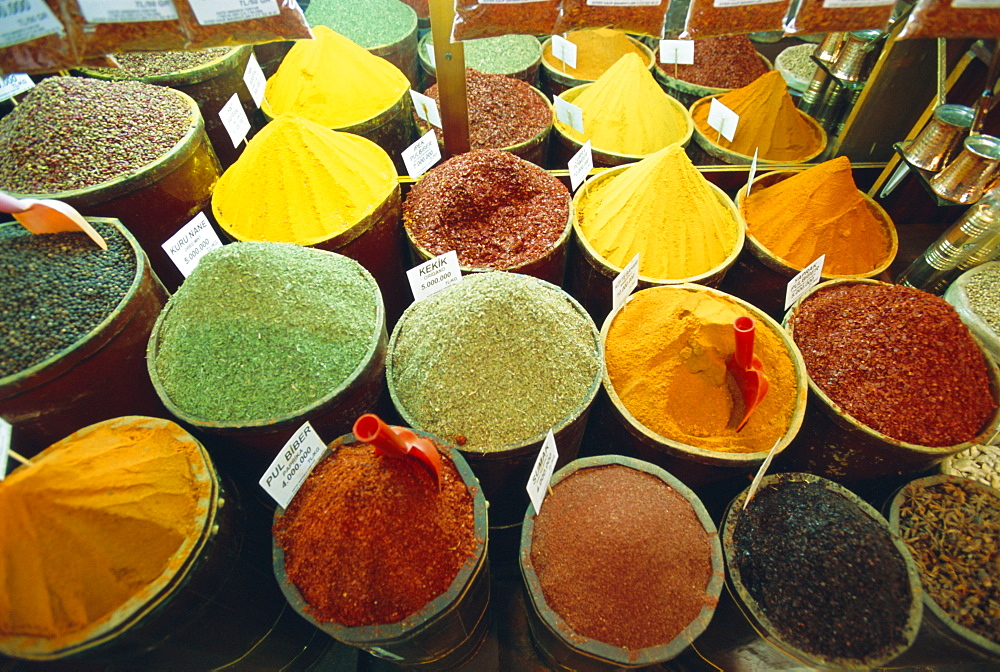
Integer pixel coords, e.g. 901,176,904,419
0,221,135,378
732,480,913,663
87,48,232,79
0,77,191,194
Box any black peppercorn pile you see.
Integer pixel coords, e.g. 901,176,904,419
0,221,135,378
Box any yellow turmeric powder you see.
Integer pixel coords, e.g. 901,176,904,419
265,25,410,128
742,157,895,275
555,52,690,156
542,28,649,81
575,144,741,280
605,287,801,453
0,417,212,649
692,70,823,161
213,115,397,245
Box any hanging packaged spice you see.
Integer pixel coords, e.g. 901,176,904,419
174,0,312,49
553,0,670,38
784,0,895,35
451,0,560,41
682,0,791,39
63,0,189,57
898,0,1000,39
0,0,80,76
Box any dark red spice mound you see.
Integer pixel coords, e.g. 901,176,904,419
790,283,996,447
273,438,477,626
530,465,714,651
660,35,768,89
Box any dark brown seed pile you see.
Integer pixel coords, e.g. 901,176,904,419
87,48,232,79
403,149,569,269
0,221,134,378
898,480,1000,645
0,77,191,194
422,69,550,149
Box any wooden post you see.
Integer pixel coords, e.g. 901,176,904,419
428,0,470,157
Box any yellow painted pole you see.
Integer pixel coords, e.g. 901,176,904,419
428,0,470,157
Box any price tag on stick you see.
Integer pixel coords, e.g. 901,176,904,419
402,130,441,179
659,40,695,65
410,89,442,128
784,254,825,311
162,212,223,278
407,250,462,301
743,438,782,510
0,418,11,482
243,53,266,108
707,97,739,143
527,430,559,513
259,421,327,509
612,254,640,314
550,34,578,69
0,74,34,102
554,95,584,134
219,93,251,148
568,140,593,192
745,148,759,197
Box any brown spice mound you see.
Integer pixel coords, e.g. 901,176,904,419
664,35,768,89
273,438,477,626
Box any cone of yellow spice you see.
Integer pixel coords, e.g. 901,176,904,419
212,115,397,246
574,144,744,281
555,52,692,157
691,70,824,162
0,417,216,658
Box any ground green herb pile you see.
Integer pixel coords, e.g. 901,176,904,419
305,0,416,48
153,243,380,423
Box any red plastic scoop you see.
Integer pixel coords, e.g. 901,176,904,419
726,316,770,432
0,191,107,250
353,414,442,486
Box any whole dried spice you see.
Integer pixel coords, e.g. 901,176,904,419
682,0,789,40
899,0,1000,40
420,69,550,149
84,48,232,79
786,0,894,35
452,0,560,40
658,35,768,89
554,0,669,38
965,264,1000,334
404,149,569,269
897,480,1000,645
789,283,995,447
274,437,476,626
530,465,715,650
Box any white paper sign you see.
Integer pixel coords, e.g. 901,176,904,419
219,93,251,148
743,438,782,510
589,0,659,4
822,0,896,7
77,0,178,23
0,0,64,49
785,254,826,310
568,140,593,192
0,418,11,482
713,0,786,6
952,0,1000,6
550,34,578,69
407,250,462,301
708,97,739,143
554,96,584,133
402,130,442,179
162,212,224,278
188,0,279,25
426,43,435,63
243,53,267,108
0,74,34,102
410,89,442,128
260,422,327,509
745,148,759,197
612,254,640,313
659,40,695,65
527,430,559,513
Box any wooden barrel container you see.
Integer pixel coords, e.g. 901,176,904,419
653,52,773,108
539,36,653,97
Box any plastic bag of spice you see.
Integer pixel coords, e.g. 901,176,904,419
62,0,190,57
552,0,670,38
0,0,81,75
451,0,561,41
897,0,1000,39
681,0,791,39
174,0,312,49
784,0,894,35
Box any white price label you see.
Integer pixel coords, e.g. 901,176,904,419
187,0,279,25
259,422,327,509
785,254,825,310
612,254,640,313
589,0,659,4
550,34,578,69
568,140,593,192
402,129,442,179
822,0,895,7
219,93,251,148
77,0,178,23
426,43,435,63
527,430,559,514
410,89,442,128
745,148,759,197
659,40,695,64
0,0,63,49
743,438,782,510
554,95,584,133
0,417,11,482
0,74,34,102
407,250,462,301
162,212,223,278
708,97,739,143
952,0,1000,6
713,0,786,6
243,53,267,108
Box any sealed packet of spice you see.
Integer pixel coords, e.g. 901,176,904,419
62,0,190,57
784,0,894,35
553,0,670,38
897,0,1000,39
451,0,561,41
0,0,81,75
681,0,791,39
174,0,312,49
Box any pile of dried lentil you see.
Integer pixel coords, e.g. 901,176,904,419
419,69,550,149
0,77,191,194
789,283,996,447
897,479,1000,646
659,35,768,89
403,149,569,269
0,221,134,379
84,48,232,79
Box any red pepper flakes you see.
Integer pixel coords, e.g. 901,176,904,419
898,0,1000,39
404,149,570,270
661,35,769,89
273,438,476,627
174,0,312,49
790,283,996,447
787,0,894,35
682,0,789,40
554,0,670,38
530,465,715,650
452,1,560,41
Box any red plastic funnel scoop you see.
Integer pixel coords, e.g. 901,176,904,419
353,414,442,486
726,316,770,432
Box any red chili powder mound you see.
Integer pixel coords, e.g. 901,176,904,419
273,438,477,626
530,465,714,650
